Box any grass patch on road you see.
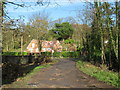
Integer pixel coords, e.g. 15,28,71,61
76,60,119,88
26,64,51,77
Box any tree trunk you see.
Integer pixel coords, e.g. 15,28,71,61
115,1,119,60
118,1,120,72
6,44,9,51
0,2,4,52
21,36,23,54
108,38,112,68
12,31,15,50
0,1,4,22
95,2,106,64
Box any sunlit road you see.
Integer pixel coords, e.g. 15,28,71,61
27,58,115,88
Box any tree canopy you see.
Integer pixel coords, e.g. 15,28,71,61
50,22,74,41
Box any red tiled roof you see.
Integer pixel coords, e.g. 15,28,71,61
26,40,62,53
41,40,62,52
26,39,77,53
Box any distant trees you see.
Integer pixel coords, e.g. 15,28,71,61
50,22,74,41
72,24,91,48
2,20,21,51
2,12,50,52
28,12,49,40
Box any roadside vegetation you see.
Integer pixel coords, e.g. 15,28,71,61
76,59,119,88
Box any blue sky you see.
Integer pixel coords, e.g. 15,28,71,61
6,0,86,23
6,0,118,24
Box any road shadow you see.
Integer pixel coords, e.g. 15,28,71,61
2,54,48,85
2,62,39,85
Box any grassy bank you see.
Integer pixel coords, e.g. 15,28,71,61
76,60,119,88
3,59,59,88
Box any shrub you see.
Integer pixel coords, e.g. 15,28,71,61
2,52,28,56
64,39,74,44
41,52,51,57
61,51,80,58
61,51,68,57
2,51,80,58
53,52,61,57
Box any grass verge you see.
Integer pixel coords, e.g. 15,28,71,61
3,59,59,88
76,60,119,88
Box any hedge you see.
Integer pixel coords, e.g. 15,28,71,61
41,51,80,58
2,51,80,58
2,52,28,56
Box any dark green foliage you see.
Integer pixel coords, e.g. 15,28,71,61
64,39,74,44
81,2,119,72
41,52,52,57
50,22,74,40
60,51,79,57
61,51,69,57
52,52,61,57
61,51,80,58
41,51,80,58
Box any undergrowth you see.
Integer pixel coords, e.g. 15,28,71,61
76,60,119,88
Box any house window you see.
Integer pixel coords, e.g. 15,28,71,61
47,48,52,50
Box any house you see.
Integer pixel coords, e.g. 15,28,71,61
41,40,62,52
26,39,40,53
26,39,78,53
26,39,62,53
